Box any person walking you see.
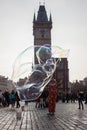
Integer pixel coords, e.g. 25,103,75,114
47,77,62,115
15,91,20,108
77,91,84,110
0,90,3,106
9,90,16,109
84,91,87,104
3,90,10,107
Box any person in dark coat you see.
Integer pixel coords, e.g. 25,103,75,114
84,91,87,104
77,91,84,109
15,91,20,108
3,90,10,106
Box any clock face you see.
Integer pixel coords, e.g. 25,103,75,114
40,29,45,37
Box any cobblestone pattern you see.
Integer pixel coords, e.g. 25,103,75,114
0,102,87,130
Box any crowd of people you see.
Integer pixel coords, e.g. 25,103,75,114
0,78,87,114
0,89,20,109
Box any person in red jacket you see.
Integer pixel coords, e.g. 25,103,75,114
47,77,62,115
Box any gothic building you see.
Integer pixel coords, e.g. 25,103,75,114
33,4,69,93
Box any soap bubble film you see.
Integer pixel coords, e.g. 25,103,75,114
12,45,69,101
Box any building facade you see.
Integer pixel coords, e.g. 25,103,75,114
0,75,15,92
33,4,69,93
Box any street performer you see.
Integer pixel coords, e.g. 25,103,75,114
47,77,62,115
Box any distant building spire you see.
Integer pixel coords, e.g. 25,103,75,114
39,0,45,6
49,13,52,23
39,1,41,6
43,0,45,5
33,12,36,22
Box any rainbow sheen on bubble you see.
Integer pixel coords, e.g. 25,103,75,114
12,45,69,101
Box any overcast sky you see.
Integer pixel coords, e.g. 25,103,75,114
0,0,87,82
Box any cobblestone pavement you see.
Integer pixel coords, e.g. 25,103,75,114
0,102,87,130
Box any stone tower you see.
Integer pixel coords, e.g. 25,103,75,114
33,4,69,95
33,4,52,64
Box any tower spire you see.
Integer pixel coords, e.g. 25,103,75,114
49,13,52,23
39,0,45,6
33,12,36,22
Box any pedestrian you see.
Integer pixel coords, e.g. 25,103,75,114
66,92,69,103
47,77,62,115
77,91,84,110
3,90,10,107
35,96,40,108
9,90,15,109
15,91,20,108
84,91,87,104
41,88,49,108
0,90,3,106
39,96,44,108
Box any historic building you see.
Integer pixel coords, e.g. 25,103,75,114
33,4,69,94
0,75,15,92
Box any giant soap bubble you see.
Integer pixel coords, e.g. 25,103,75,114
12,44,69,101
